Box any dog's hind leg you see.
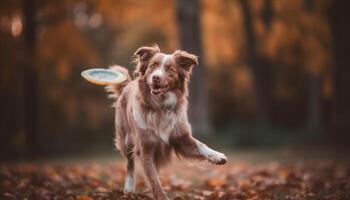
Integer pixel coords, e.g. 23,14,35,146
124,135,135,193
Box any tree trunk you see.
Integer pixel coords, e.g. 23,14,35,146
23,0,39,157
330,0,350,140
306,73,322,132
304,0,323,133
262,0,273,28
175,0,211,135
239,0,272,126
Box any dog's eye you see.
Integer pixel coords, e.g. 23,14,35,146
149,63,157,68
167,68,176,77
168,68,176,73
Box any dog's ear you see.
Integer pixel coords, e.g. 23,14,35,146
173,50,198,71
133,45,160,77
134,45,160,62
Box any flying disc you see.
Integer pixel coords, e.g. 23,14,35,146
81,68,127,86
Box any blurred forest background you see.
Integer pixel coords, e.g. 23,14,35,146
1,0,349,160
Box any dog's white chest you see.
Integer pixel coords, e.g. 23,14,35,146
133,109,177,144
154,111,177,144
132,92,178,144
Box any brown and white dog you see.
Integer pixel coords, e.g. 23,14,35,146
106,45,227,200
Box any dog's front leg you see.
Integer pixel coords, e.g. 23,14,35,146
171,123,227,165
140,149,168,200
195,140,227,165
139,135,169,200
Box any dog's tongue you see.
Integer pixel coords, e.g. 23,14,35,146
151,84,162,95
151,89,161,95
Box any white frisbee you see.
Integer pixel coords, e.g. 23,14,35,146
81,68,127,86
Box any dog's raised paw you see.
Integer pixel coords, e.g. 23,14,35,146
216,156,227,165
208,151,227,165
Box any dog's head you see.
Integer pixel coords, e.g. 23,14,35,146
133,45,198,96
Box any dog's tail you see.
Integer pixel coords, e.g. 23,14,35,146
105,65,131,101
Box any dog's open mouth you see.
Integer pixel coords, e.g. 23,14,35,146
150,84,169,95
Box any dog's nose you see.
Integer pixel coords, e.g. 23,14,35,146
152,75,161,83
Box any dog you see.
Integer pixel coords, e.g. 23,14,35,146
105,45,227,200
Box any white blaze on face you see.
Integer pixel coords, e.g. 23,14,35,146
147,54,172,85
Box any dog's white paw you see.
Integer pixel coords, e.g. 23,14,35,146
197,142,227,165
124,175,135,193
207,151,227,165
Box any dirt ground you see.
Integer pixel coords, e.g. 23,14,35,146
1,149,349,200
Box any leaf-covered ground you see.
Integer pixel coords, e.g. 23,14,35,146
1,149,350,200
